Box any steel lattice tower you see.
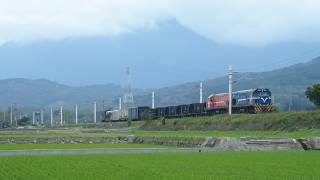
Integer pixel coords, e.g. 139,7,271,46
123,66,134,109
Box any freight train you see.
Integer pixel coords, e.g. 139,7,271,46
105,88,273,122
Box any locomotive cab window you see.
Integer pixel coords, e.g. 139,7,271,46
254,89,271,97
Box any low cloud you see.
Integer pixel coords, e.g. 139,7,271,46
1,0,320,46
174,0,320,46
0,0,174,44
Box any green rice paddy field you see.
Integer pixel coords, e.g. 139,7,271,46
0,151,319,180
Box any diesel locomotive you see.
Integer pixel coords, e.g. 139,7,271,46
105,88,273,122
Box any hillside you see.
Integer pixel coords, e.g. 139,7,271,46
0,57,319,111
134,57,320,111
0,79,124,108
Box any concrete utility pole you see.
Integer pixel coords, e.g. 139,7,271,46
40,110,44,125
50,108,53,127
228,65,233,115
288,96,293,112
10,105,13,126
94,102,97,123
60,106,63,126
75,104,78,125
119,97,122,110
32,112,35,125
200,82,203,103
152,91,155,109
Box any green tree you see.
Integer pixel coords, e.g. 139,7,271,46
18,117,31,126
63,110,73,124
161,117,166,125
306,83,320,108
127,119,132,127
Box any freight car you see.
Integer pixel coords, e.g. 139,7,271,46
189,103,207,116
128,106,152,121
104,109,127,122
154,107,167,119
104,88,273,122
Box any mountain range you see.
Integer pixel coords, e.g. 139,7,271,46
1,20,320,88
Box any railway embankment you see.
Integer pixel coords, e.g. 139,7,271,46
141,110,320,131
131,110,320,150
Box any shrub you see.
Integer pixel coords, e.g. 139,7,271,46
161,117,166,125
306,83,320,108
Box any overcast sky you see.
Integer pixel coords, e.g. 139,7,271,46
1,0,320,88
1,0,320,47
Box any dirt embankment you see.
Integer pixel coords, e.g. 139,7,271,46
133,136,320,151
1,136,320,151
133,136,206,147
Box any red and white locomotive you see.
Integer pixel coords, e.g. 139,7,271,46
207,88,272,114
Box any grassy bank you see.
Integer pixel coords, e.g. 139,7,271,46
0,143,170,150
0,130,127,138
132,130,320,138
0,151,319,179
141,110,320,132
2,128,320,140
44,121,144,129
